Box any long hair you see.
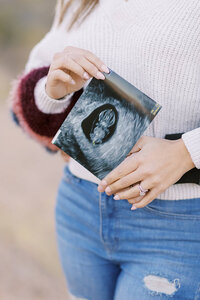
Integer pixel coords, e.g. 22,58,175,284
56,0,99,31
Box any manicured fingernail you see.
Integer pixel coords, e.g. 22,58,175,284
96,71,105,80
131,205,137,210
114,194,120,200
71,79,76,84
98,185,104,192
83,72,90,79
101,65,110,73
101,179,107,186
105,186,112,193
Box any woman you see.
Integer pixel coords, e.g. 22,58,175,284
10,0,200,299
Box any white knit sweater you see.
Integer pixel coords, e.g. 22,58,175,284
25,0,200,200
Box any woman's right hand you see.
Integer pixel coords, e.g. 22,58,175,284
46,46,110,99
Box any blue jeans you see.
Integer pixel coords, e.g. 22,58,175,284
55,164,200,300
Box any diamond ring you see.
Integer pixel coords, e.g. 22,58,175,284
138,183,149,196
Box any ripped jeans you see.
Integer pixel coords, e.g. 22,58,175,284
55,164,200,300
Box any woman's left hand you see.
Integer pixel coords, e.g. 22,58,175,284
60,150,71,162
97,136,195,209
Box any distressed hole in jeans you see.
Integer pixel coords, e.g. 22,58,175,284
195,282,200,300
144,275,180,296
68,292,88,300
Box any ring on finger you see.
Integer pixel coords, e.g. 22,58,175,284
138,182,149,196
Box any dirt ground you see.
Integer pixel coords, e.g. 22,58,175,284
0,102,71,299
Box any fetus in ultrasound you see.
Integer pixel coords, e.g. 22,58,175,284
81,104,118,145
55,78,150,180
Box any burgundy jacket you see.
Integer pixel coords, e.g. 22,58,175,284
10,66,83,153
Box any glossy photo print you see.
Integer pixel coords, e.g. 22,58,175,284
52,69,162,180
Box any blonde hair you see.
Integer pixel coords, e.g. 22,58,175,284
55,0,99,31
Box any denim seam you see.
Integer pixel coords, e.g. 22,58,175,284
99,193,119,255
113,198,120,247
98,192,112,253
143,206,200,220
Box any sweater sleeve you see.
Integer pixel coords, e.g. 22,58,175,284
9,2,84,152
181,127,200,169
10,66,83,152
34,76,74,114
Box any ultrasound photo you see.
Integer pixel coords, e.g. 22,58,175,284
52,68,162,180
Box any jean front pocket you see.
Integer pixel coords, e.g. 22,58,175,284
144,197,200,220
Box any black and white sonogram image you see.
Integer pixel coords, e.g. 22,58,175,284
53,69,161,180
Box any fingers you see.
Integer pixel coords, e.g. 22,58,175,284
49,69,75,85
113,179,150,200
51,50,109,81
128,136,150,153
51,56,91,80
65,46,109,77
84,49,110,73
127,195,144,204
47,46,110,99
130,187,159,210
74,55,106,80
104,169,142,196
98,153,140,192
113,184,140,200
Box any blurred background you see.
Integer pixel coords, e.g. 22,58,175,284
0,0,70,299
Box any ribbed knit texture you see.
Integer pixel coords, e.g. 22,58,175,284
34,76,74,114
182,128,200,169
20,0,200,200
10,66,84,150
